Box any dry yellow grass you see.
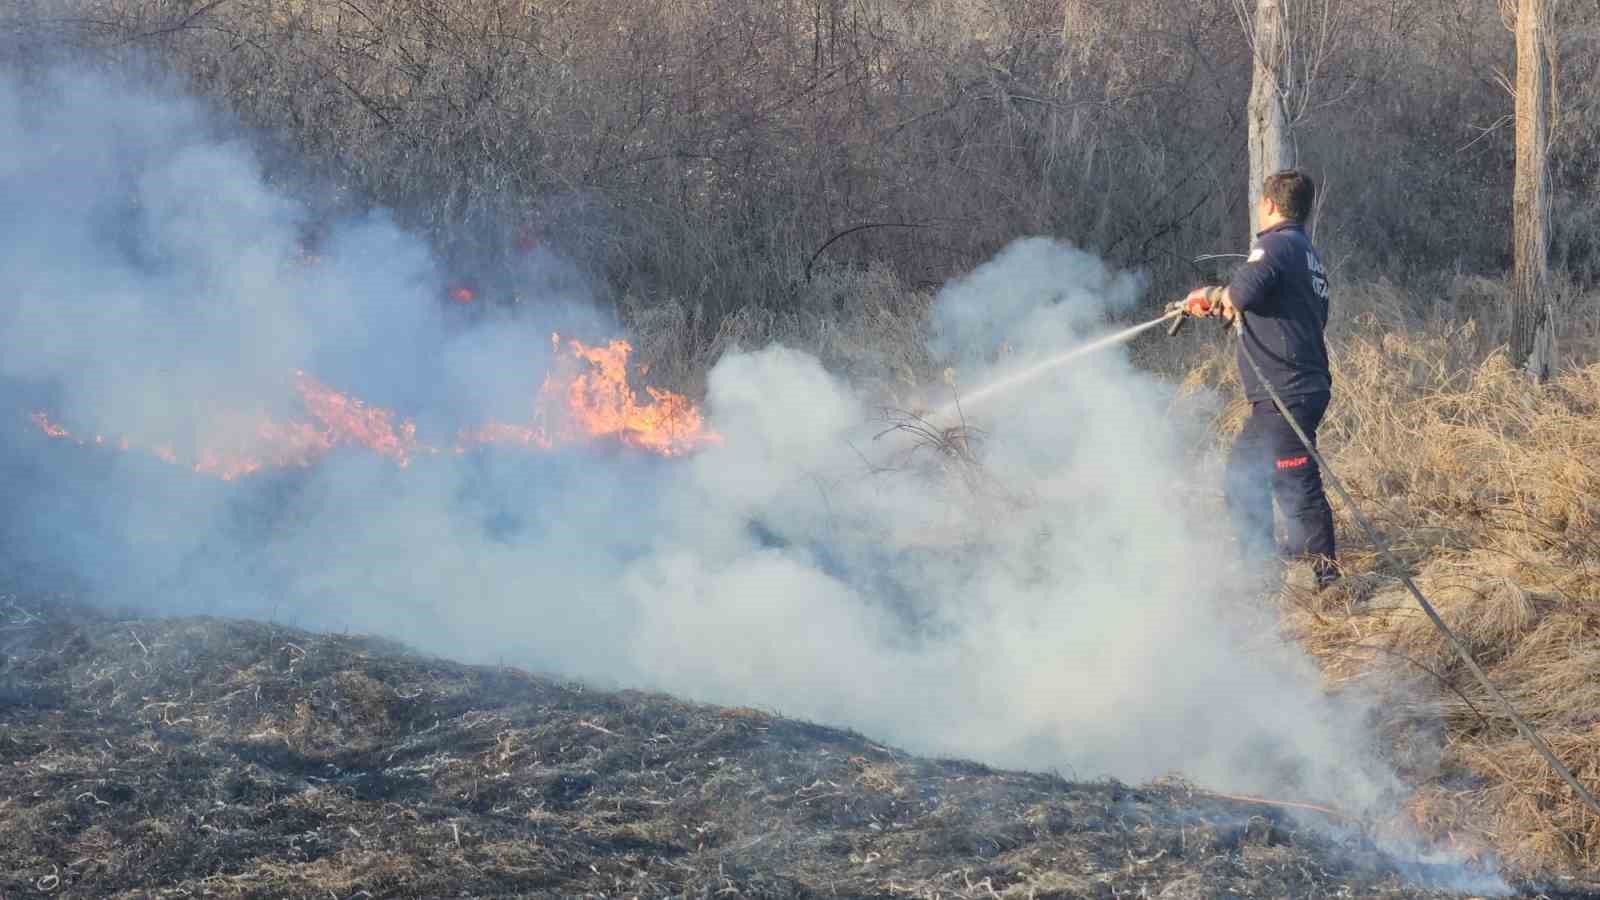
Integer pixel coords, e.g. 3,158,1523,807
1180,282,1600,875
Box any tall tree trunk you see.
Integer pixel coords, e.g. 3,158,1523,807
1509,0,1555,381
1246,0,1295,239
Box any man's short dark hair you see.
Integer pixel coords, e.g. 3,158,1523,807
1264,170,1315,221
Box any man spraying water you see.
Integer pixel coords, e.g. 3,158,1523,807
1182,170,1338,590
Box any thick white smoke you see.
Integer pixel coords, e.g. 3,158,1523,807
3,67,1423,839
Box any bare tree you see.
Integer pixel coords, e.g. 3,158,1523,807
1234,0,1353,238
1244,0,1294,236
1505,0,1556,380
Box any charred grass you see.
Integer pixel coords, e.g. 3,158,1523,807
0,597,1498,899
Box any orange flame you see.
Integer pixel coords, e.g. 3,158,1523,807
26,333,716,478
190,419,335,480
547,335,713,457
295,372,418,465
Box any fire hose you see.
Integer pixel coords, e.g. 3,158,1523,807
1171,304,1600,821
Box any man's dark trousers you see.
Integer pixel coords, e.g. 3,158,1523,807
1224,391,1337,584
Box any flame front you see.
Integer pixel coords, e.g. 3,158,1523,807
547,336,713,457
190,418,335,480
296,372,418,465
27,334,716,478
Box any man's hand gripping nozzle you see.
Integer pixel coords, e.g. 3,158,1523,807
1165,286,1226,336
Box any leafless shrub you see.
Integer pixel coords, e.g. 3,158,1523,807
876,407,983,468
14,0,1590,346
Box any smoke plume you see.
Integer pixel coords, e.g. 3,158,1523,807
0,65,1485,883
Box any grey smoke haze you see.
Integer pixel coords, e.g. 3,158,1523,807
0,67,1489,883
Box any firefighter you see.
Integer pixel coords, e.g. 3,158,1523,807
1183,170,1337,589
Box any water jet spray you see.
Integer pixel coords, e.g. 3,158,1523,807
933,308,1184,422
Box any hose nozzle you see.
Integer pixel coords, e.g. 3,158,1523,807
1165,301,1189,336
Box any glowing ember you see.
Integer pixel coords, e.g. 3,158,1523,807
30,412,68,439
27,412,337,481
448,286,476,304
456,420,552,452
27,333,717,478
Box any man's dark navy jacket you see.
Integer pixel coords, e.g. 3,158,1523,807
1228,220,1331,403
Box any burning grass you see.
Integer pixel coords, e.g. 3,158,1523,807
1177,282,1600,878
27,330,715,479
0,596,1532,898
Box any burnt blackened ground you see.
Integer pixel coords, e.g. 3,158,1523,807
0,595,1584,899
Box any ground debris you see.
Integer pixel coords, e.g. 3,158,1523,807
0,598,1572,898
